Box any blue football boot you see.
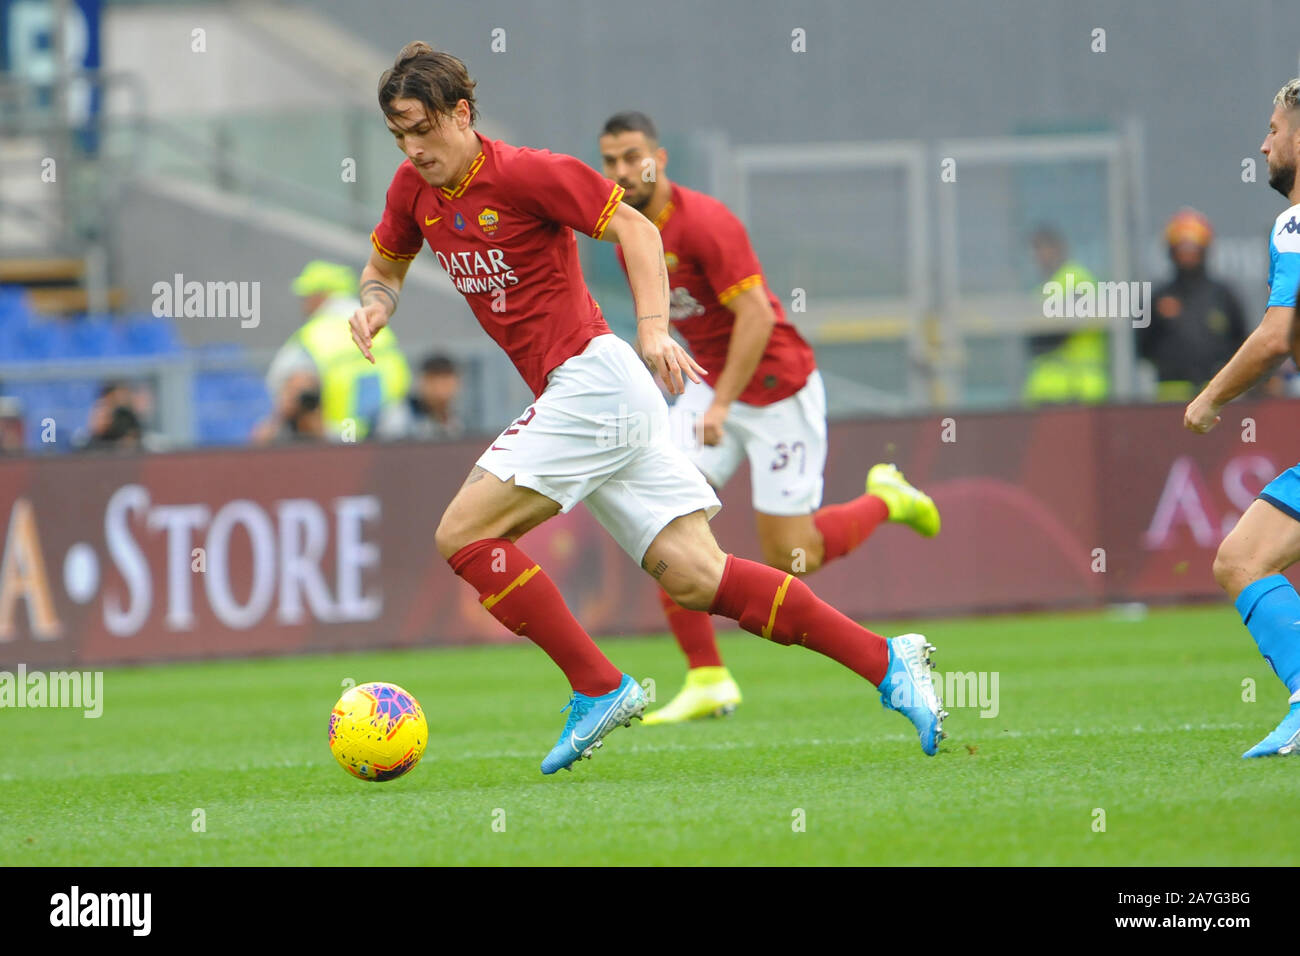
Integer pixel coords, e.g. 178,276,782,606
541,673,647,774
1243,698,1300,758
878,633,947,756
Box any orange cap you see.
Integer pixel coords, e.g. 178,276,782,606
1165,207,1213,248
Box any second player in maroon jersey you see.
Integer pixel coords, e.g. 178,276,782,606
599,111,944,723
612,177,815,408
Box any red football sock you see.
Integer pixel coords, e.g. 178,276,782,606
813,494,889,563
709,554,889,685
449,538,622,697
657,587,724,669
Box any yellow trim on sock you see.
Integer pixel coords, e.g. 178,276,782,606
482,564,541,612
761,574,794,640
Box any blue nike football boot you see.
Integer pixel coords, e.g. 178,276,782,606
541,673,647,774
1243,698,1300,758
878,633,947,756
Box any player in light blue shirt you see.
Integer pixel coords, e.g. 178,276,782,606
1266,192,1300,308
1185,78,1300,757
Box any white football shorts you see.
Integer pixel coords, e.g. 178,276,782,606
666,371,827,516
476,333,722,563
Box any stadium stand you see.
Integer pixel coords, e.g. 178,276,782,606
0,286,269,450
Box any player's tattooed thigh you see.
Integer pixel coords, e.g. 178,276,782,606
649,559,668,579
462,465,488,487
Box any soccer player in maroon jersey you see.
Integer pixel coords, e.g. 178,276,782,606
349,43,946,773
599,112,942,723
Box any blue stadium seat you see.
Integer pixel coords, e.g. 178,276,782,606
192,365,270,447
227,372,268,400
43,321,80,360
69,316,132,358
122,316,181,355
195,372,229,404
197,412,257,445
69,321,108,357
0,323,18,359
0,286,29,325
12,323,56,361
50,379,91,407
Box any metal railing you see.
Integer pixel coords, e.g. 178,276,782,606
719,128,1147,412
0,340,525,450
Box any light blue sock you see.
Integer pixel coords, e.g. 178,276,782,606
1235,575,1300,695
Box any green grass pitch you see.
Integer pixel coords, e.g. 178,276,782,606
3,605,1297,866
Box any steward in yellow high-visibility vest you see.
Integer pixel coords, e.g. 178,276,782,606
1023,252,1110,405
267,261,411,439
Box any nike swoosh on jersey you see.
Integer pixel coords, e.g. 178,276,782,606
425,215,443,226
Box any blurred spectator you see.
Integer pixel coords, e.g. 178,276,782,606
87,382,132,439
1138,208,1248,402
93,405,143,450
83,384,143,451
265,261,411,441
251,369,327,445
0,397,25,454
1023,226,1109,405
374,353,465,441
78,381,161,451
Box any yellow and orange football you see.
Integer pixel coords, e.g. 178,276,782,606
328,681,427,782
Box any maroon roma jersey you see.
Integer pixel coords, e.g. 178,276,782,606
372,132,625,397
616,181,815,405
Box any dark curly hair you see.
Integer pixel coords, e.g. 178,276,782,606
378,42,478,124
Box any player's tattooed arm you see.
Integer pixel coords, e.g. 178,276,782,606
607,204,705,392
351,250,411,362
360,278,400,317
638,252,670,321
636,252,671,328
